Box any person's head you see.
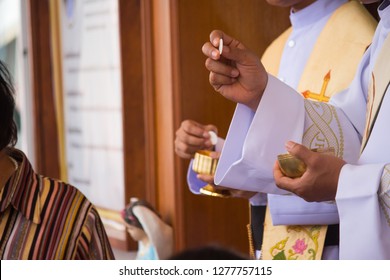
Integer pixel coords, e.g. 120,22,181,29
0,60,17,151
265,0,316,12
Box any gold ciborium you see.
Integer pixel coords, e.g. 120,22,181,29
192,150,231,198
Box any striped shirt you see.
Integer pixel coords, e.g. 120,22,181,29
0,148,115,259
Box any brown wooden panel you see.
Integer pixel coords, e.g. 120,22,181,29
119,0,157,250
171,0,291,254
152,0,180,241
119,0,148,206
28,0,60,179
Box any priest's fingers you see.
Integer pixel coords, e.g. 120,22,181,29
285,141,314,165
205,57,240,78
209,30,238,48
209,30,247,54
174,140,200,159
176,120,213,146
273,161,299,194
209,72,238,91
175,128,207,147
196,174,215,185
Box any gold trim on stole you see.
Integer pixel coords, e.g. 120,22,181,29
379,165,390,228
261,28,292,76
361,35,390,151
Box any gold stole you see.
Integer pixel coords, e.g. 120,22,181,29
257,1,376,260
361,35,390,152
297,0,376,100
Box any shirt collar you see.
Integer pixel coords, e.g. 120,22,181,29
290,0,347,29
0,148,42,224
379,0,390,29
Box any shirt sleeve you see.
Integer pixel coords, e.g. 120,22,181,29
187,159,206,194
214,75,305,194
76,206,115,260
215,74,363,193
336,163,390,259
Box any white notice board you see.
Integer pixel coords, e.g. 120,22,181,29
60,0,124,210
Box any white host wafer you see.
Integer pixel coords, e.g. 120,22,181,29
219,38,223,55
208,131,218,145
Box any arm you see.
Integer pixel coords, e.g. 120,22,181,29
202,30,305,193
76,207,115,260
214,75,306,194
205,29,366,195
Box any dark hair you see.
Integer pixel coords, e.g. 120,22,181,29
0,60,18,150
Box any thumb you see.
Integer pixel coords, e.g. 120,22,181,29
285,141,311,162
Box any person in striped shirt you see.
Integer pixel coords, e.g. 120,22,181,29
0,60,115,259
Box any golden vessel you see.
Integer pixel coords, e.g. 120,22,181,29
277,147,335,178
192,150,231,198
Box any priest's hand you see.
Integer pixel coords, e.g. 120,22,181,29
202,30,268,111
197,152,257,200
174,120,218,159
273,141,346,202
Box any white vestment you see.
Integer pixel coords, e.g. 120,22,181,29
215,1,390,259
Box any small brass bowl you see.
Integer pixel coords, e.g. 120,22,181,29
277,147,335,178
192,150,231,198
277,153,307,178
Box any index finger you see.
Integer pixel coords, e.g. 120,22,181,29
204,31,240,60
181,120,208,138
273,161,298,193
